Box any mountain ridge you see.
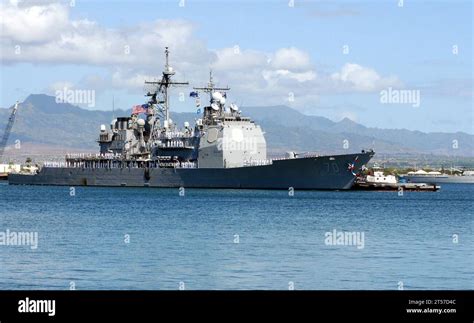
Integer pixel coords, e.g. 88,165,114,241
0,94,472,157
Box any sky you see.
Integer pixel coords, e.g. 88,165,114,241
0,0,472,133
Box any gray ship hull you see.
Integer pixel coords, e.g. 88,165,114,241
8,152,373,190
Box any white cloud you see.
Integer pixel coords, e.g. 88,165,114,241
1,2,69,43
111,70,156,90
262,69,316,83
212,47,268,71
2,1,403,109
331,63,401,92
0,2,211,67
269,47,312,71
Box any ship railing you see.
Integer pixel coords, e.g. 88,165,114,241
159,131,194,140
65,153,123,160
243,159,273,167
43,161,68,168
156,140,193,149
178,161,196,168
58,160,161,169
158,162,177,168
242,156,317,167
303,153,321,158
269,153,321,162
157,161,197,169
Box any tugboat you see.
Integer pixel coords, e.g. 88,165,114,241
9,48,374,189
353,165,439,191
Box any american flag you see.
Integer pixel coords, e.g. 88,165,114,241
132,104,149,115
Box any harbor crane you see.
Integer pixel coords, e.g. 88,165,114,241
0,101,19,161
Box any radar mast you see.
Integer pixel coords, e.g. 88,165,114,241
144,47,189,127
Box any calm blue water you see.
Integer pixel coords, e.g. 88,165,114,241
0,182,472,290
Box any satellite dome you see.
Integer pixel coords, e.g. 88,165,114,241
137,119,145,127
212,92,222,101
220,97,226,105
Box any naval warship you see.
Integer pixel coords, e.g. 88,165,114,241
9,48,374,189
